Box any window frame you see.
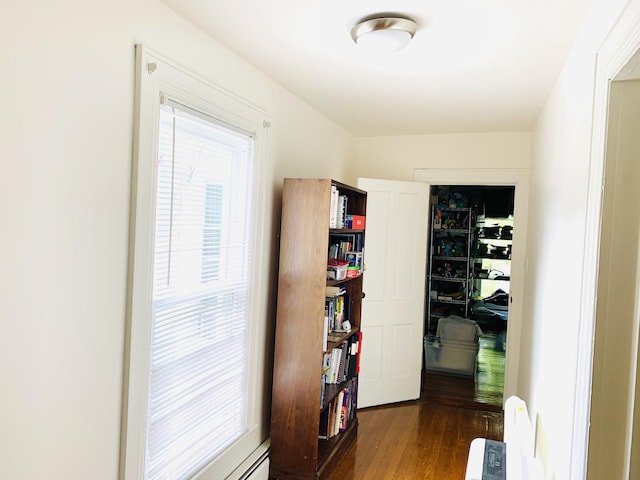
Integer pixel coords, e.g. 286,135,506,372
121,45,270,480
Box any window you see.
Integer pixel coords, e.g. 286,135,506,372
122,46,269,480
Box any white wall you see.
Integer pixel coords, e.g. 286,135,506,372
351,2,640,478
352,132,531,181
0,1,353,479
4,0,639,479
353,1,640,478
353,4,640,478
525,0,633,478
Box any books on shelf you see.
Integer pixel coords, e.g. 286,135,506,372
321,333,360,385
345,214,365,229
335,389,344,434
329,185,365,230
329,232,364,258
329,185,339,228
320,332,362,412
324,294,350,334
328,241,348,261
326,285,346,297
318,377,358,440
328,231,365,278
337,195,347,229
329,187,347,229
322,345,345,385
344,251,363,271
322,314,329,352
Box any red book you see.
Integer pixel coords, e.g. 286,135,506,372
355,331,363,374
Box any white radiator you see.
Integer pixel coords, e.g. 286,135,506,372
465,396,543,480
227,439,270,480
241,458,269,480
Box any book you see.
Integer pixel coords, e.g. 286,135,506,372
320,373,326,408
319,406,330,439
322,314,329,351
337,195,348,228
337,341,347,383
339,388,349,432
329,349,340,383
325,294,350,332
335,296,344,329
325,285,346,297
355,331,363,374
333,390,344,436
329,185,339,228
329,232,357,259
347,335,359,378
345,251,363,270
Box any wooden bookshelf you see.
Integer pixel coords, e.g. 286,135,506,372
269,178,366,480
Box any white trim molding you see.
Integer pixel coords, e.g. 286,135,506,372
573,1,640,478
413,168,530,406
121,45,271,480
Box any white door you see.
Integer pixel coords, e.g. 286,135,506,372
356,178,429,408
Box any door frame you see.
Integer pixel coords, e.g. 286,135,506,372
583,3,640,477
413,168,529,404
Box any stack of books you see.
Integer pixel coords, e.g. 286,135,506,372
329,185,348,229
318,378,358,440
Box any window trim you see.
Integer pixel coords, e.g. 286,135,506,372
121,45,270,480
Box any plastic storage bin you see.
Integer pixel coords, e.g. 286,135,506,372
425,315,482,377
424,335,479,377
436,314,482,342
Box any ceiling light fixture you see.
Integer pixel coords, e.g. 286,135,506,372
351,15,417,53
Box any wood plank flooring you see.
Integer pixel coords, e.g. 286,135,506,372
422,332,506,411
325,332,506,479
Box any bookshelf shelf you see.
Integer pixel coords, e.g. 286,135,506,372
269,178,366,480
326,326,360,350
326,276,361,287
329,228,365,234
317,420,358,475
320,378,356,412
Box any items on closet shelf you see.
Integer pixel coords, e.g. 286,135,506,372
472,289,509,322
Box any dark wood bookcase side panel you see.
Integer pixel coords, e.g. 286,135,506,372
270,178,366,480
270,179,332,476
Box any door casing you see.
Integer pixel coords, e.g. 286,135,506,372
413,168,530,404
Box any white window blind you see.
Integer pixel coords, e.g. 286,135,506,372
146,101,255,479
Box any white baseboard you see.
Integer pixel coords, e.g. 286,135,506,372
227,439,270,480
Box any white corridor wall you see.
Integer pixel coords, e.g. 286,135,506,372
0,1,353,479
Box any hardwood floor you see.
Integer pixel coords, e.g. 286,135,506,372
422,332,506,411
325,332,506,479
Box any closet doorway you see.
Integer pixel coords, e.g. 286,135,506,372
413,168,529,408
423,185,514,408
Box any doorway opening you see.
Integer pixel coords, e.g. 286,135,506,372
587,77,640,477
422,184,515,409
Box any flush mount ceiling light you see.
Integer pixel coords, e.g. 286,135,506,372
350,15,417,53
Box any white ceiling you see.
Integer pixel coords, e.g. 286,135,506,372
159,0,593,137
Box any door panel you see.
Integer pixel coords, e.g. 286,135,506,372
359,325,383,381
391,323,413,377
356,178,429,408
